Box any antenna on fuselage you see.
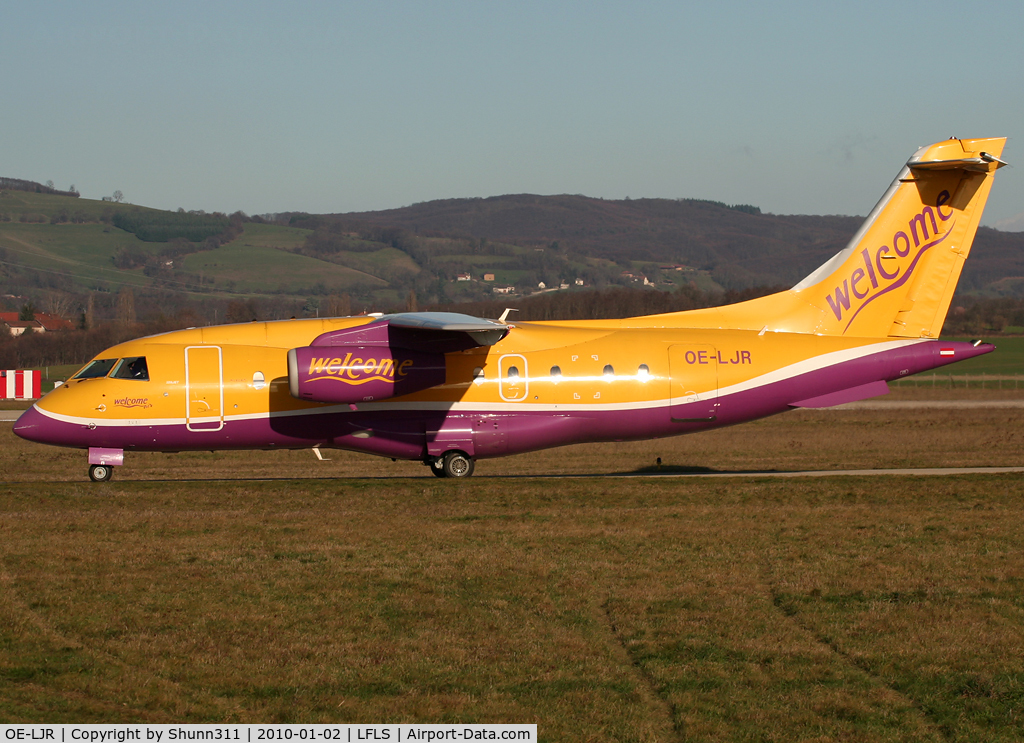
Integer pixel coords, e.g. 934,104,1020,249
498,308,519,323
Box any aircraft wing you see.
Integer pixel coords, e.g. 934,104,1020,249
309,312,511,353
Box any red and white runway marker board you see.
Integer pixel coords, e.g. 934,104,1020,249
3,370,41,400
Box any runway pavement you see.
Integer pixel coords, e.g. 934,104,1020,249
838,399,1024,409
619,466,1024,479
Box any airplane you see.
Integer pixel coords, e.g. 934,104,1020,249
13,137,1009,481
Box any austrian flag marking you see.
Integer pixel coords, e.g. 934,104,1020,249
940,348,955,357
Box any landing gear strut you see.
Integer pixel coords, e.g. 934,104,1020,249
426,451,476,478
89,464,114,482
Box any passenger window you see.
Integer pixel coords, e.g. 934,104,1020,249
507,366,520,379
473,367,485,385
112,356,150,381
550,365,561,379
603,364,615,377
73,359,118,379
637,364,650,380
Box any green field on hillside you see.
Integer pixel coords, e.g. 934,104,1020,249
436,254,524,266
183,241,386,293
324,246,420,278
0,191,163,221
0,222,159,290
226,222,311,249
0,216,386,298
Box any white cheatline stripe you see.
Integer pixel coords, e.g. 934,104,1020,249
30,338,924,427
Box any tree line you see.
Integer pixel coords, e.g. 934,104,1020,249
3,284,1022,371
0,177,79,198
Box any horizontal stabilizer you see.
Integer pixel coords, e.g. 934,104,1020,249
790,380,889,408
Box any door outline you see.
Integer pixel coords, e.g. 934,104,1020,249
185,345,224,431
668,344,718,422
498,354,528,402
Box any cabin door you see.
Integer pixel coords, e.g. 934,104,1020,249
498,354,528,402
668,344,718,422
185,346,224,431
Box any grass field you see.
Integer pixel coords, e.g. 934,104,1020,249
182,241,386,293
0,192,164,221
937,336,1024,375
0,210,383,298
1,403,1023,738
324,247,420,278
0,222,159,291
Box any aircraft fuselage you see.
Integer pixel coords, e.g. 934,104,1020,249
14,317,990,465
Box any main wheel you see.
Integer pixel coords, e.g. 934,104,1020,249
442,451,475,478
89,464,113,482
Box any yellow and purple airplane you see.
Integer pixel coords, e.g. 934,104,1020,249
13,137,1008,480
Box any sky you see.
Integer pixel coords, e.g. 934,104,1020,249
4,1,1024,227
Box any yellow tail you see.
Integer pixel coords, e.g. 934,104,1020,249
633,137,1007,338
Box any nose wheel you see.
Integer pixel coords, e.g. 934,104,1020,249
89,464,114,482
427,451,476,478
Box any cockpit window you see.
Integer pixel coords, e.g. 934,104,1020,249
112,356,149,381
73,358,118,379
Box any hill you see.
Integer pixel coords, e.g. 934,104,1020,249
3,186,1024,339
337,194,1024,293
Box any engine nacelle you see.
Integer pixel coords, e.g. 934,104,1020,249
287,345,446,403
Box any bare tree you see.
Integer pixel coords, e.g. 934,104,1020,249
45,180,54,189
42,291,75,320
112,190,124,203
116,288,136,326
84,293,95,330
326,293,351,317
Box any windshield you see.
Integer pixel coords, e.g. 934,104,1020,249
73,359,118,379
111,356,149,381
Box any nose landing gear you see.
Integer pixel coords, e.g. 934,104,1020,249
426,450,476,478
87,447,123,482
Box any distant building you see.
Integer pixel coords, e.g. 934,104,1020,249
575,278,584,286
559,282,569,290
492,286,514,295
33,312,75,331
1,320,43,336
483,273,495,282
456,273,472,282
537,281,546,290
0,312,74,336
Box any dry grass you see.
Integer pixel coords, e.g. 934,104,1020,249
1,406,1022,740
4,403,1022,483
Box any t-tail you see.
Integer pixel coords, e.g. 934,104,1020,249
639,137,1008,339
794,136,1007,338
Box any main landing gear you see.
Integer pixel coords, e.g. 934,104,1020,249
427,450,476,478
89,464,114,482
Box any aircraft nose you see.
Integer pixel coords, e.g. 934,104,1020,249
12,405,57,444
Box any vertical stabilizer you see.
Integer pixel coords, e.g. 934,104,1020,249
613,138,1006,338
792,137,1007,338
